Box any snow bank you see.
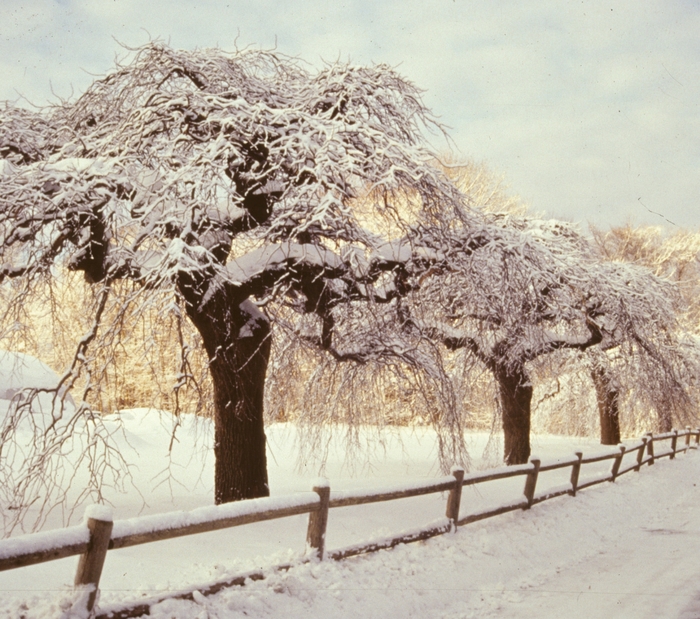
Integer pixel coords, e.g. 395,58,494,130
0,350,75,419
0,351,64,399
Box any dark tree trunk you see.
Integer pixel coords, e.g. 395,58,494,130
591,366,621,445
658,411,673,433
180,278,271,504
494,364,533,465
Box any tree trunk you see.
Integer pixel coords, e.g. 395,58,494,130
591,365,621,445
495,364,533,465
657,413,673,433
181,279,271,504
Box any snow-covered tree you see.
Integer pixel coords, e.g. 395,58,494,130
398,215,694,463
397,218,602,464
0,42,470,512
590,224,700,333
586,225,700,440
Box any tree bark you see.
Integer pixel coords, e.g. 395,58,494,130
657,412,673,433
181,279,271,504
591,365,621,445
494,364,533,465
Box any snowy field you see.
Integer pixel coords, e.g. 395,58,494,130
0,401,699,618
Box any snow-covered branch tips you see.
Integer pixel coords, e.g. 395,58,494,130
0,42,696,525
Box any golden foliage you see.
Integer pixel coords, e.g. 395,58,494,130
590,224,700,332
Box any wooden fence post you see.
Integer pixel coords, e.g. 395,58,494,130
306,481,330,560
685,426,692,450
635,437,647,472
696,428,700,447
74,506,113,616
446,467,465,529
646,433,655,465
569,451,583,497
670,430,679,459
611,445,626,481
523,458,540,509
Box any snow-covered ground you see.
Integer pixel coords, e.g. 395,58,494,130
0,406,698,618
147,451,699,619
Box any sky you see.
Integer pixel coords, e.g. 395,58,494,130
1,0,698,231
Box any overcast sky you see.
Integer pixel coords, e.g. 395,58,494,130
1,0,698,230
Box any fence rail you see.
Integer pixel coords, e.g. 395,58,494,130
1,426,698,618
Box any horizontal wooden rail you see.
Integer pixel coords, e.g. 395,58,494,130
111,495,320,550
617,462,641,477
653,431,678,441
0,526,89,572
1,426,698,619
328,476,456,508
651,449,676,462
580,450,618,465
0,495,320,572
538,456,580,473
531,483,573,505
457,498,528,526
461,462,533,486
576,473,613,491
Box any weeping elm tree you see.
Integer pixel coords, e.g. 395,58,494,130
585,226,700,441
583,260,696,444
258,210,687,466
396,216,683,464
395,217,608,464
0,43,470,509
529,253,697,446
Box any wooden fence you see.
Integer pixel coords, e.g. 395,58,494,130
1,427,698,617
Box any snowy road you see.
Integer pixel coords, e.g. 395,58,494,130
486,474,700,619
140,450,700,619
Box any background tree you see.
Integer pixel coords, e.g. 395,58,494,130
399,214,695,463
590,224,700,333
586,224,700,439
400,217,605,464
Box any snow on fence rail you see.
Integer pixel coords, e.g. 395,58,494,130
0,427,698,618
